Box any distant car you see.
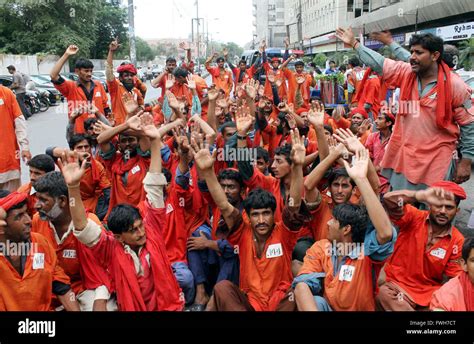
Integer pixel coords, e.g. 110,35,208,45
28,75,63,104
92,70,107,81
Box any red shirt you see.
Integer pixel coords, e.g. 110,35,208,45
384,204,464,306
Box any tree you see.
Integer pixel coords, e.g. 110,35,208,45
313,53,327,67
136,37,155,62
458,38,474,71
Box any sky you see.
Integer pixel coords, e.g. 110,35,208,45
133,0,254,47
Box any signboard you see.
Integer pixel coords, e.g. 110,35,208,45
434,21,474,41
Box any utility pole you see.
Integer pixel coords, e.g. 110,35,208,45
128,0,137,65
297,0,303,50
196,0,200,69
415,6,419,34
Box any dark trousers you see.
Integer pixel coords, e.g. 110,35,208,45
16,93,32,118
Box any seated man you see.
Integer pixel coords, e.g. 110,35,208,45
430,237,474,311
67,120,184,311
380,181,466,310
0,191,79,311
293,148,396,311
193,129,307,311
18,154,56,217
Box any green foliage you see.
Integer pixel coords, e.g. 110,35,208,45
313,53,327,67
315,72,345,85
458,38,474,71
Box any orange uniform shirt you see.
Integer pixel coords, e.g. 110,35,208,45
0,232,70,311
54,79,109,134
206,66,233,97
0,86,22,174
107,78,144,125
79,159,111,212
384,204,464,306
228,219,299,311
17,182,38,217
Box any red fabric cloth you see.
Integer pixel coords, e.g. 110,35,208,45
430,181,467,200
460,271,474,311
350,107,369,119
0,192,27,211
117,64,137,75
399,61,452,129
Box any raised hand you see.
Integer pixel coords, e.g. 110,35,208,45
179,41,190,50
165,74,175,90
222,48,229,57
109,37,120,51
258,85,265,97
418,187,455,207
186,75,196,90
284,37,290,48
126,110,144,131
57,150,87,186
267,73,276,84
173,127,191,155
122,92,139,115
343,148,369,181
334,128,364,154
189,138,217,173
235,106,255,135
245,79,259,99
335,27,357,48
296,75,306,84
92,121,110,135
307,102,325,128
285,113,297,129
65,45,79,56
290,128,306,166
166,91,180,110
207,85,219,101
328,136,350,159
357,119,371,136
369,31,394,45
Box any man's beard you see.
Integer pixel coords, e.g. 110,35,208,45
276,125,284,135
122,81,134,92
38,201,62,221
299,126,310,137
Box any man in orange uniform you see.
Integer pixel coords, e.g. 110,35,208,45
294,148,396,311
0,85,31,191
0,191,80,311
50,45,110,134
380,181,466,310
32,172,112,311
106,38,144,125
193,129,307,311
18,154,56,217
205,52,233,97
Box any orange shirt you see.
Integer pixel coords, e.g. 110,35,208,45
107,78,144,125
299,240,382,311
384,204,464,306
228,219,299,311
31,213,106,297
0,232,70,311
80,159,111,212
54,79,109,134
263,64,292,102
206,66,233,97
307,194,334,241
0,86,22,174
287,71,314,107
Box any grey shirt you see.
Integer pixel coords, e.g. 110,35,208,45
11,72,26,94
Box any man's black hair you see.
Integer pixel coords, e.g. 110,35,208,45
462,237,474,262
75,58,94,70
328,168,356,188
292,237,315,262
348,57,360,67
27,154,55,173
274,144,292,165
68,134,92,150
295,61,304,67
256,146,270,163
166,57,177,64
84,118,98,131
173,67,190,79
218,169,244,189
442,44,459,68
216,57,225,63
332,204,368,243
243,188,276,215
323,124,333,135
409,33,444,60
107,204,142,235
34,171,68,198
218,121,237,133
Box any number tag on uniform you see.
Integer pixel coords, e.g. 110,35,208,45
430,248,446,259
338,265,355,282
131,165,141,175
32,253,45,270
0,98,4,106
266,243,283,259
63,250,77,259
95,91,101,97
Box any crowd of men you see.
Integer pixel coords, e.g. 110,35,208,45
0,28,473,312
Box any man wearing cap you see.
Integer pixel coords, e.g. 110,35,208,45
0,191,80,311
106,39,144,125
380,181,467,310
205,52,233,97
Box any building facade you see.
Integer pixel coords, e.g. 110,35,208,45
253,0,287,48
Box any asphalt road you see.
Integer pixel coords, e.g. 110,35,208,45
20,79,474,237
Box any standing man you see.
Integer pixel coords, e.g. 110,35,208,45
106,38,144,126
0,84,31,191
336,27,474,189
50,45,111,134
7,65,31,119
205,52,233,97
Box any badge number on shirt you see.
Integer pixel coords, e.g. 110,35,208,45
32,253,45,270
430,248,446,260
266,243,283,259
63,250,77,259
0,98,4,106
131,165,141,175
338,265,355,282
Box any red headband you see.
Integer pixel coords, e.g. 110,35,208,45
117,64,137,75
350,107,368,119
430,181,467,200
0,192,28,212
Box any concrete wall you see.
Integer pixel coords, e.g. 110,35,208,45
0,54,69,76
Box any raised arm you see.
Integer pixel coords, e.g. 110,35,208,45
343,148,392,244
307,102,329,160
51,45,79,81
106,38,120,82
